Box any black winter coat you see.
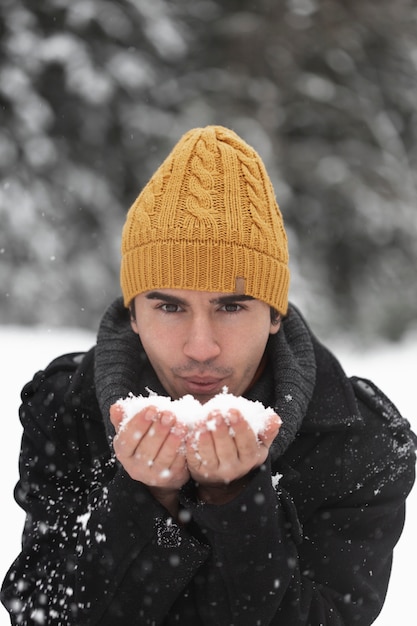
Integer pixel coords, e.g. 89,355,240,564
1,321,416,625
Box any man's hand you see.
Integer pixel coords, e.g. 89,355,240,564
110,404,190,516
185,410,281,504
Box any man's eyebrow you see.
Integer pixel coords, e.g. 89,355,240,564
145,291,255,306
145,291,188,306
209,294,255,305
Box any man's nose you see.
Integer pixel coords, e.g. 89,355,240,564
183,316,221,363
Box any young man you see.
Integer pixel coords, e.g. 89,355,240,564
2,126,416,625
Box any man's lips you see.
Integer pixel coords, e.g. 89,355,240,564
180,377,225,395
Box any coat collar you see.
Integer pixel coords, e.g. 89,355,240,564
302,335,365,432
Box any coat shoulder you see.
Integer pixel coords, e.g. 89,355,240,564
21,350,90,399
351,375,417,451
18,346,111,477
344,376,417,494
21,348,98,412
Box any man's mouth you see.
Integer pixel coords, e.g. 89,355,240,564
181,377,225,396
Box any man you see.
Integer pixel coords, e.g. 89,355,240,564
2,125,416,625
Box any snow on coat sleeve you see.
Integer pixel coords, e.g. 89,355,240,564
175,393,416,626
75,468,210,624
0,357,210,625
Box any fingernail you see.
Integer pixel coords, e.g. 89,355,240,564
161,411,175,426
227,409,239,424
144,407,157,421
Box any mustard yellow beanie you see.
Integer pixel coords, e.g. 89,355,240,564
120,125,290,315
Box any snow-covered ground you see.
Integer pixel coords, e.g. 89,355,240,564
0,325,415,625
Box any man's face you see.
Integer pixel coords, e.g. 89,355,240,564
131,288,280,403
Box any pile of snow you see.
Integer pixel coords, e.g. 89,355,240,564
118,389,277,434
0,324,415,626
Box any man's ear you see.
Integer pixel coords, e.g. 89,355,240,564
269,317,281,335
129,301,139,335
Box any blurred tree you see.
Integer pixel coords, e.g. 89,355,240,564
0,0,416,343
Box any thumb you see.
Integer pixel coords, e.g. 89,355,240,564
109,403,125,433
258,413,282,449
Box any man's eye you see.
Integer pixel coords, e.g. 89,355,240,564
159,303,181,313
221,303,242,313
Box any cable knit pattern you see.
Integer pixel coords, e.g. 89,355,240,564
120,125,290,315
94,298,316,458
185,131,216,223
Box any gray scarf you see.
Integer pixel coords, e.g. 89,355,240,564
94,298,316,459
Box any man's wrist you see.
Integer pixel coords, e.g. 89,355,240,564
197,476,248,505
148,487,180,518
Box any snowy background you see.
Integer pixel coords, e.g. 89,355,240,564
1,1,416,623
2,0,417,345
0,324,415,625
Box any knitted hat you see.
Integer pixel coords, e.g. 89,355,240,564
120,125,290,314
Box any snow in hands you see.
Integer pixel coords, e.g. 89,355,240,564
117,387,279,436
